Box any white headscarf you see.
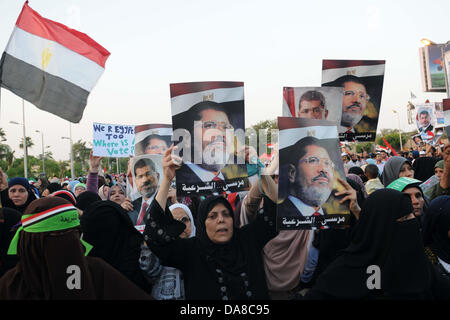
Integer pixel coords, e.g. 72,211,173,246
169,203,196,237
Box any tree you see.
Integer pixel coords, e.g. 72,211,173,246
72,139,91,172
376,131,408,152
5,150,15,171
19,136,34,150
246,119,278,155
0,144,12,161
0,128,7,142
57,160,70,178
0,128,12,163
355,142,375,154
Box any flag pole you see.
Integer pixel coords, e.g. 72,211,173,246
22,99,28,179
69,122,74,179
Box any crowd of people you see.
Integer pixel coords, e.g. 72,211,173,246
0,140,449,300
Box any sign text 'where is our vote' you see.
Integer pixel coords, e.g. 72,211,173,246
92,123,135,157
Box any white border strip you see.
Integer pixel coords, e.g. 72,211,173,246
322,64,385,84
279,125,339,150
135,127,173,144
171,86,244,116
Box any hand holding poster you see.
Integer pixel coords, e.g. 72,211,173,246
170,81,249,196
322,60,386,142
92,122,135,157
277,117,350,230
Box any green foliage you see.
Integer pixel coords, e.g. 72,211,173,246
19,136,34,150
72,139,91,172
246,119,278,155
355,142,375,154
376,130,408,151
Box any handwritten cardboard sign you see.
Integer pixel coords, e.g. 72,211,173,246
92,122,135,157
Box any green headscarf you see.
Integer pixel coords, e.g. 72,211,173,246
8,198,92,255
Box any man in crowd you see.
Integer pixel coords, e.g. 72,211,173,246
348,153,362,167
380,150,389,162
425,142,450,201
376,152,385,174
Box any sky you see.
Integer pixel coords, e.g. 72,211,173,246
0,0,449,161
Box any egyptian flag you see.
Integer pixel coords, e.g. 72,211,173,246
282,87,296,117
0,2,110,123
381,137,398,156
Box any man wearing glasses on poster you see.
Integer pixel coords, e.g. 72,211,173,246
280,136,335,220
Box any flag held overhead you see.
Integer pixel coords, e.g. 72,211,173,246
0,1,110,123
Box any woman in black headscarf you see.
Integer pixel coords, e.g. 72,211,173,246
144,145,278,300
75,190,101,214
303,189,450,299
80,200,152,294
1,177,38,214
348,166,368,183
306,177,364,289
413,156,440,182
0,207,21,277
423,196,450,279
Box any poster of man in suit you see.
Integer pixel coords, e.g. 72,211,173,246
322,60,386,142
170,81,249,196
277,117,350,230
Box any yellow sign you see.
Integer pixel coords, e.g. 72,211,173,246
41,47,52,70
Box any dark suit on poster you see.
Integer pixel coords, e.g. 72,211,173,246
128,196,156,226
419,124,434,133
127,197,143,225
278,196,327,218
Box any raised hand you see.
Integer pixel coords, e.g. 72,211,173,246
335,177,361,220
89,150,104,173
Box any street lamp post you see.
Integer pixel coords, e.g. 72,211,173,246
35,130,45,175
9,100,28,179
392,109,402,151
62,136,74,179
